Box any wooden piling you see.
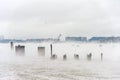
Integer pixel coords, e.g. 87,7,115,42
74,54,79,60
10,42,14,50
63,54,67,60
15,45,25,56
87,53,92,61
50,44,53,56
51,54,57,60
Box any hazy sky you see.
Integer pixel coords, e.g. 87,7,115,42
0,0,120,39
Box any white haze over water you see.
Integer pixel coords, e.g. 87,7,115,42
0,43,120,80
0,0,120,80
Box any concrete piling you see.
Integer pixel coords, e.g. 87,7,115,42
63,54,67,60
50,44,53,57
87,53,92,61
38,47,45,56
74,54,79,60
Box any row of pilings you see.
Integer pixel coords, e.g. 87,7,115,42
10,42,103,61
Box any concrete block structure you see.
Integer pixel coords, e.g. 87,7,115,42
38,47,45,56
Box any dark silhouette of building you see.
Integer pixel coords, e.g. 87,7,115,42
66,37,87,42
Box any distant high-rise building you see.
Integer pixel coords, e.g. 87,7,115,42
89,36,120,42
65,37,87,42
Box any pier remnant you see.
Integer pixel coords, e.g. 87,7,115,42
15,45,25,56
74,54,79,60
51,54,57,59
10,41,14,50
63,54,67,60
87,53,92,61
50,44,53,56
101,53,103,61
38,47,45,56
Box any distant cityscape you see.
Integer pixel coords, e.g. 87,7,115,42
66,36,120,43
0,35,120,43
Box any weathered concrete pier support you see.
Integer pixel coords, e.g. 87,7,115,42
38,47,45,56
51,54,57,60
50,44,53,56
63,54,67,60
74,54,79,60
87,53,92,61
15,45,25,56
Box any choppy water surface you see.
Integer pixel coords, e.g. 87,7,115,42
0,43,120,80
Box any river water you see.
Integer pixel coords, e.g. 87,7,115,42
0,43,120,80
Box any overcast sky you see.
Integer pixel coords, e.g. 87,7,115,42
0,0,120,39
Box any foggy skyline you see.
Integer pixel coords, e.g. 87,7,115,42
0,0,120,39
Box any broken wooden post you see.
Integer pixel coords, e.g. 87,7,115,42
101,53,103,61
50,44,53,56
63,54,67,60
51,54,57,60
87,53,92,61
74,54,79,60
15,45,25,56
